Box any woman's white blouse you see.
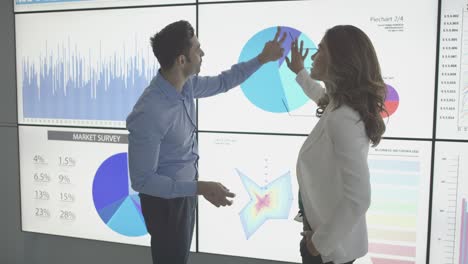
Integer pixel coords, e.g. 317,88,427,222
295,69,371,264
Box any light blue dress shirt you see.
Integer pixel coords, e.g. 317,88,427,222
126,57,262,199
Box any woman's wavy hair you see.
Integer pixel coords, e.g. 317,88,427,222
316,25,387,146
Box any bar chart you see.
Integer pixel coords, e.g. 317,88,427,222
430,142,468,264
361,141,431,264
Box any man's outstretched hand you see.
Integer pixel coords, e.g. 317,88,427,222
197,181,236,207
258,26,287,64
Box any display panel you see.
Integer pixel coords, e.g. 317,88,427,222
430,142,468,264
197,0,438,138
11,0,445,261
437,0,468,140
198,133,431,263
198,133,304,262
15,6,195,128
19,125,197,248
14,0,195,12
363,140,431,264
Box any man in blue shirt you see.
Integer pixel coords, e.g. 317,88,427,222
126,20,286,264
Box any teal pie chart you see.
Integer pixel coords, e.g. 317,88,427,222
239,26,317,113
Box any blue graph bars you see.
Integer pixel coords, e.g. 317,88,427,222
21,39,158,122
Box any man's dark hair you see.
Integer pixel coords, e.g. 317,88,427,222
150,20,195,70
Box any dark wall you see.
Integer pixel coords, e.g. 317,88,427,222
1,0,23,263
0,0,17,125
0,1,293,263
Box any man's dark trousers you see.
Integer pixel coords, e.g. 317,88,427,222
140,193,197,264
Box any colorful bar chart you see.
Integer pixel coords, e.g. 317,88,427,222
430,142,468,264
367,159,419,264
360,141,431,264
460,198,468,264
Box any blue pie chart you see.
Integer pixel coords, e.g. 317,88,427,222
239,26,317,113
92,152,147,237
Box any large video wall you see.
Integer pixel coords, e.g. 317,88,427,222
13,0,468,263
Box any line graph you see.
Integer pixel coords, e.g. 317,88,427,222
459,8,468,128
460,85,468,126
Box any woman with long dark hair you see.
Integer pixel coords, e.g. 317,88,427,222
285,25,387,264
